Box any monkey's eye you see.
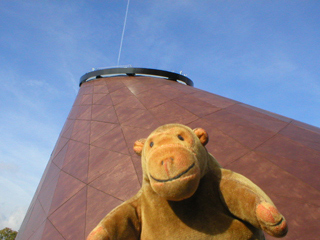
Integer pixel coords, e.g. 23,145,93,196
178,135,184,141
150,142,154,147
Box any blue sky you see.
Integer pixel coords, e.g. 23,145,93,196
0,0,319,231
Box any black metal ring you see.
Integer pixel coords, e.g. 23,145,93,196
79,67,194,86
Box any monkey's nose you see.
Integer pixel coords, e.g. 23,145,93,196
161,157,174,177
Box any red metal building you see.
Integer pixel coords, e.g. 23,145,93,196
17,68,320,239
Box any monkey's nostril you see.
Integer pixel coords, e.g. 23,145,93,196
161,161,164,165
170,157,174,161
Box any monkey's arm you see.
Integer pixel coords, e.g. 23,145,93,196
87,198,141,240
219,169,287,238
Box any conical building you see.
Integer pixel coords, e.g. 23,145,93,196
17,68,320,240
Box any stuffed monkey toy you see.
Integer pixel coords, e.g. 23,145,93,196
88,124,288,240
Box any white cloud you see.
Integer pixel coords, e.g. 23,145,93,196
0,162,17,172
0,67,63,232
0,174,35,230
0,206,27,231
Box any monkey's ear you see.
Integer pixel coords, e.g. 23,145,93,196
133,139,146,156
193,128,209,146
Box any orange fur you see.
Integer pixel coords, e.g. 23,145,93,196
87,124,287,239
